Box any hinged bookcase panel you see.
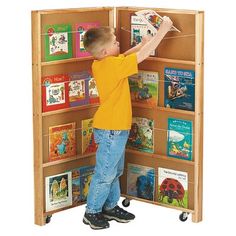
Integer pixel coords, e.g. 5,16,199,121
32,6,203,226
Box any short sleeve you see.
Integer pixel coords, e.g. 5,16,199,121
114,53,138,81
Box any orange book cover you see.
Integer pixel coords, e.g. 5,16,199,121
49,122,76,161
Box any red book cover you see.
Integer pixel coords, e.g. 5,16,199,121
42,74,70,112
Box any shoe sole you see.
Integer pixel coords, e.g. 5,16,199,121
103,214,134,223
83,217,109,230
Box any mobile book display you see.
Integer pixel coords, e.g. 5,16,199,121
32,6,204,226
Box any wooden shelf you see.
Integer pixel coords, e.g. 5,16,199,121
42,104,99,117
43,152,96,168
41,56,94,66
121,194,194,213
125,149,195,166
146,57,195,65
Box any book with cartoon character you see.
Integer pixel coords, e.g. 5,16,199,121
158,167,188,208
129,70,159,107
135,9,180,33
126,117,154,153
81,118,98,154
79,165,95,202
71,168,81,204
75,22,100,58
44,24,72,61
68,71,90,107
127,163,155,201
88,77,99,104
49,122,76,161
42,74,70,112
130,15,156,56
164,68,195,111
45,172,72,212
167,118,193,161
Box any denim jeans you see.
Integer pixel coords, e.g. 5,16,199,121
86,128,129,214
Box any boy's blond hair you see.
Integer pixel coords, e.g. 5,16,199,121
83,26,114,57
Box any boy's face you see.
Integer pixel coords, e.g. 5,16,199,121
104,34,120,57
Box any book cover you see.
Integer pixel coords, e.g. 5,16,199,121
88,77,100,104
45,172,72,212
130,15,155,56
127,163,155,201
79,165,95,202
42,74,70,112
135,9,180,32
129,70,159,106
167,118,193,161
44,24,72,61
158,167,188,208
75,22,100,58
71,168,81,204
49,122,76,161
127,117,154,153
81,118,98,154
164,68,195,111
68,71,90,107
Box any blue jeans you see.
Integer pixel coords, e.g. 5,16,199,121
86,129,129,214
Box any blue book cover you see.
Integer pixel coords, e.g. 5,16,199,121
79,165,95,202
167,118,193,161
164,68,195,111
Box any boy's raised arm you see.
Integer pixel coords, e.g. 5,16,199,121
136,16,173,63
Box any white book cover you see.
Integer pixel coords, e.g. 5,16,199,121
135,9,181,33
45,171,72,212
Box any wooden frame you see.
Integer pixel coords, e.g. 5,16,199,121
32,6,204,225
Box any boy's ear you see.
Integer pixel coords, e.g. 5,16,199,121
101,48,107,56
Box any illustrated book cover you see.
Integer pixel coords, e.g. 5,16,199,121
164,68,195,111
44,24,72,61
127,163,155,201
45,172,72,212
69,71,90,107
48,122,76,161
129,70,159,107
158,167,188,208
167,118,193,161
42,74,70,112
127,117,154,153
81,118,97,154
75,22,100,58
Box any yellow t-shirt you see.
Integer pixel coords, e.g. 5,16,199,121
92,53,138,130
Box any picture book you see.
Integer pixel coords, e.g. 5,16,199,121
164,68,195,111
130,15,155,56
158,167,188,208
75,22,100,58
129,70,159,106
127,117,154,153
42,74,70,112
127,163,155,201
68,71,90,107
167,118,193,161
88,77,99,104
45,172,72,212
79,165,95,202
49,122,76,161
71,168,81,204
135,9,180,32
81,118,98,154
44,24,72,61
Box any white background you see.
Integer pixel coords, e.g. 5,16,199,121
1,0,235,235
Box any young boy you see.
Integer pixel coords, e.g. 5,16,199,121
82,16,173,230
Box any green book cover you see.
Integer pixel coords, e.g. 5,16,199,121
44,24,72,61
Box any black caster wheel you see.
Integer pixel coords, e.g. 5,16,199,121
179,212,188,222
122,198,130,207
45,215,52,224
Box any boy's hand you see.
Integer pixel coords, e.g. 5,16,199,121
141,35,153,46
159,16,173,33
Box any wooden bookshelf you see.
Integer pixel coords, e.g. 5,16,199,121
32,6,204,226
